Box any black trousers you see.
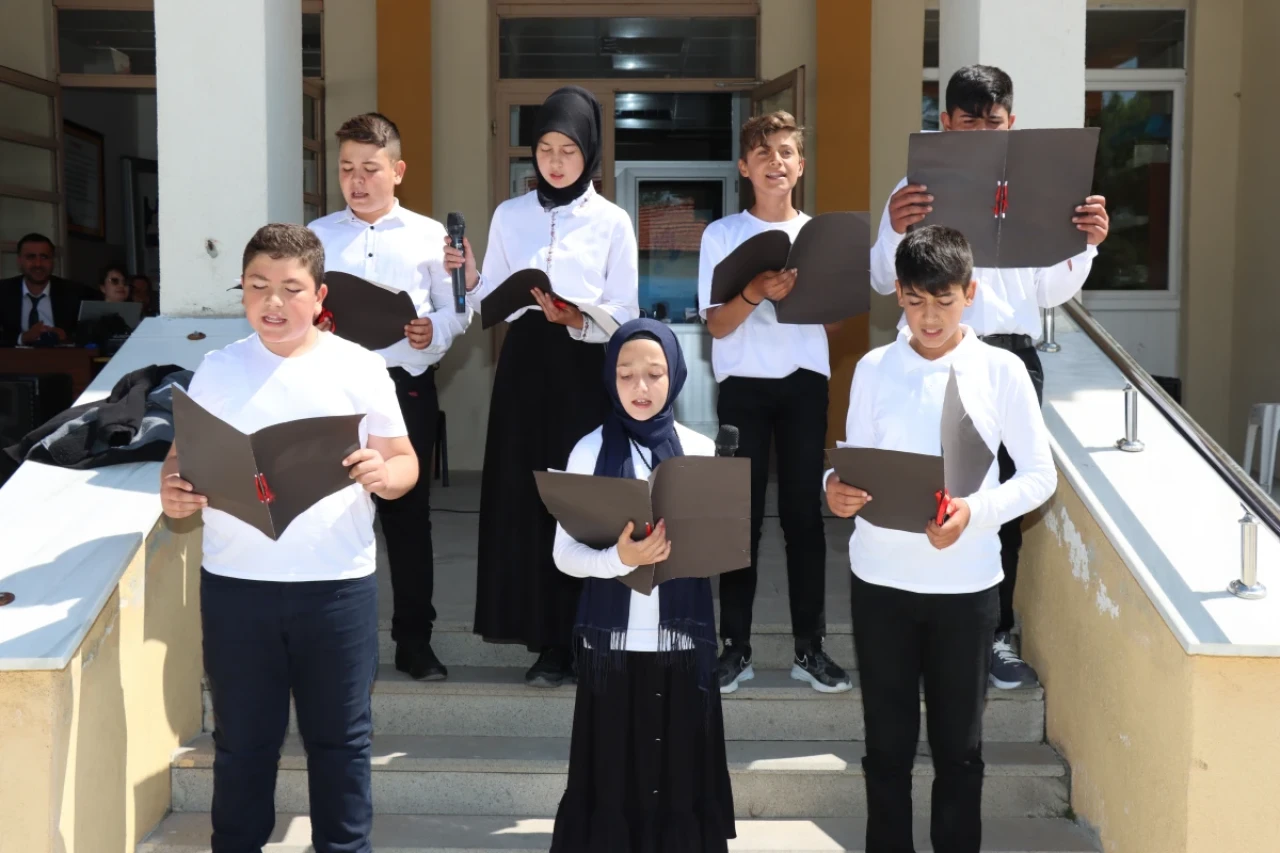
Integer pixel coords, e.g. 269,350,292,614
990,344,1044,635
377,366,438,644
716,368,828,646
201,569,379,853
850,572,999,853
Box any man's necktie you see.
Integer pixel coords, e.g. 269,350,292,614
27,293,45,330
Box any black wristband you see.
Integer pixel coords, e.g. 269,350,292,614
741,291,760,306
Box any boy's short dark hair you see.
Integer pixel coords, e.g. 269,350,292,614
895,225,974,296
17,232,54,254
241,224,325,291
335,112,402,160
945,65,1014,118
739,110,805,159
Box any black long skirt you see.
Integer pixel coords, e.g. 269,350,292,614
472,312,610,651
551,653,737,853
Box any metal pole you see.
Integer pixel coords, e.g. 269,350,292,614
1037,307,1061,353
1116,384,1145,452
1229,508,1267,599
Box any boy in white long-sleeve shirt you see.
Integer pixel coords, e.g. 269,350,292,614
869,64,1108,689
827,225,1056,853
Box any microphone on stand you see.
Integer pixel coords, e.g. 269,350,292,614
715,424,740,458
446,211,467,313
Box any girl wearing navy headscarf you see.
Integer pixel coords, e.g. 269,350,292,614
549,319,736,853
457,86,639,687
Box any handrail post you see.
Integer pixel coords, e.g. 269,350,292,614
1037,307,1061,353
1229,508,1267,599
1116,384,1145,452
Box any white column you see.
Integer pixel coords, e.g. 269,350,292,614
939,0,1087,128
154,0,303,316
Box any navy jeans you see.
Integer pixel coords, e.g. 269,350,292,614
201,568,378,853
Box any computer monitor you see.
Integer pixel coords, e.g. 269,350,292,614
78,300,143,329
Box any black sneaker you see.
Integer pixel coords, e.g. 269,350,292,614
525,646,575,688
791,641,853,694
989,631,1038,689
395,639,447,681
717,640,754,694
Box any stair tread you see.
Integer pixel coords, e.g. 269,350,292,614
140,813,1098,852
363,665,1044,701
173,733,1064,777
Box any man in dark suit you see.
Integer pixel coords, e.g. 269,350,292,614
0,233,94,346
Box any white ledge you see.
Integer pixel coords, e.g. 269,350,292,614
0,317,250,671
1041,310,1280,656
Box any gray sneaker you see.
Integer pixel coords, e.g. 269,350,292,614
989,631,1039,689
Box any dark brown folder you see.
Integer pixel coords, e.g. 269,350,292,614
172,387,364,541
479,268,620,335
534,455,750,595
906,128,1100,268
322,271,419,351
708,211,871,325
827,368,996,533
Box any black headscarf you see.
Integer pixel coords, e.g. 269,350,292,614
531,85,602,210
575,320,718,696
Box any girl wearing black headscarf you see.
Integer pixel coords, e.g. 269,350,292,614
548,319,736,853
458,86,639,687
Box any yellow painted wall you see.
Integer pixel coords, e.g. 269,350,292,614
1020,480,1280,853
0,519,204,853
376,0,433,215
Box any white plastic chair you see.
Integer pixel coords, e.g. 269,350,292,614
1243,403,1280,493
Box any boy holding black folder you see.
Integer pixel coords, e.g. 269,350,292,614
160,224,417,852
309,113,471,681
697,111,851,694
828,225,1055,853
870,64,1109,688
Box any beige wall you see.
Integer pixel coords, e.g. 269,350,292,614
1020,480,1280,853
0,519,204,853
760,0,819,211
1228,0,1280,475
2,0,55,80
322,0,379,214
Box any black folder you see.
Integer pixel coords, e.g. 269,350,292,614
480,268,620,335
321,271,419,351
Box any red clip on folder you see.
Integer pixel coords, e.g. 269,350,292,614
254,473,276,506
934,488,951,526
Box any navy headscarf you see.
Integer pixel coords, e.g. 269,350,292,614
532,86,602,211
575,319,718,695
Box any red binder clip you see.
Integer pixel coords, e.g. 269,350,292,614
934,488,951,526
992,181,1009,218
316,308,336,332
254,473,276,505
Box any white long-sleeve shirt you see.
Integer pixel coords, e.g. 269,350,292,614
308,200,472,376
827,326,1056,594
553,422,714,651
870,177,1098,338
469,185,639,344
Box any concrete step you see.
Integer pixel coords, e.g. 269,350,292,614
385,621,858,671
170,734,1067,819
202,667,1045,743
141,813,1099,852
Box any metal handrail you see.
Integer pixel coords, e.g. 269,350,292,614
1057,299,1280,541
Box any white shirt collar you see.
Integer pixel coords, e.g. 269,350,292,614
340,198,403,228
895,324,979,372
22,279,50,298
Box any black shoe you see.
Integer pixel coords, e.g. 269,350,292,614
395,640,447,681
717,640,754,694
525,646,574,688
989,630,1039,689
791,640,853,694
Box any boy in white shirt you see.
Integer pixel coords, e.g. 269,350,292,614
869,65,1109,689
160,224,418,853
309,113,471,681
827,225,1056,853
697,111,851,694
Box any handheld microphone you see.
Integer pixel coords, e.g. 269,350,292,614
446,211,466,313
715,424,740,458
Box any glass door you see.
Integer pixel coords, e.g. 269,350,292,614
0,66,63,277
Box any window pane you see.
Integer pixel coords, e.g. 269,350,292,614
1084,89,1175,291
0,82,54,137
617,92,733,162
636,180,722,323
510,105,541,148
57,10,157,75
0,141,56,192
1086,11,1185,69
924,9,939,69
0,196,57,245
500,17,756,79
303,12,323,78
303,95,317,140
303,149,319,195
305,202,320,223
922,81,939,131
0,251,17,279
